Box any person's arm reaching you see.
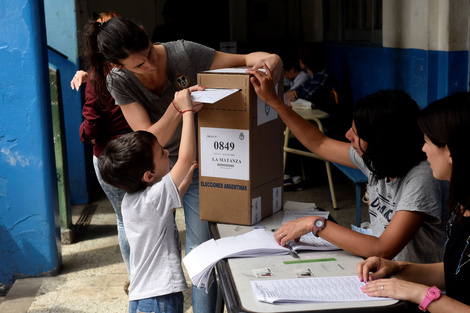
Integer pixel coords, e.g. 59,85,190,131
274,210,425,260
210,51,283,83
120,100,181,147
168,89,198,196
247,65,354,167
120,85,204,147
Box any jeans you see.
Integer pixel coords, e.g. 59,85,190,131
183,171,217,313
93,155,131,275
129,292,183,313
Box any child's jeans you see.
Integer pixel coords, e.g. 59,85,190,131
129,292,183,313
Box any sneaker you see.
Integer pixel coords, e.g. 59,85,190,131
292,176,302,185
284,174,293,186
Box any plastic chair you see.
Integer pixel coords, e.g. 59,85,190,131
331,163,368,226
283,104,338,209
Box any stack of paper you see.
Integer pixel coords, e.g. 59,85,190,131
251,276,392,304
183,230,286,291
183,229,339,291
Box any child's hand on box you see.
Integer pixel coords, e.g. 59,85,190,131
172,89,195,114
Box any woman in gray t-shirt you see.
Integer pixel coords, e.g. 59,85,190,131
84,16,282,313
247,71,448,265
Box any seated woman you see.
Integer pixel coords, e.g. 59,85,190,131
247,65,448,263
358,92,470,312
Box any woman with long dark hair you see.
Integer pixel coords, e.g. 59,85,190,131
358,92,470,312
84,15,282,313
247,66,448,264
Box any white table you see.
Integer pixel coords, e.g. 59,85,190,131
211,211,410,313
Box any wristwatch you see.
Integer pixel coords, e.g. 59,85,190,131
418,286,441,311
312,217,326,237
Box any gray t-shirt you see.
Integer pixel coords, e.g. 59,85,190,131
107,40,215,166
349,146,448,263
122,174,187,301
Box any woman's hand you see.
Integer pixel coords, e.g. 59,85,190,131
273,215,317,246
285,90,299,103
70,70,88,90
188,85,205,93
251,54,283,83
357,256,398,282
247,65,282,105
360,277,428,304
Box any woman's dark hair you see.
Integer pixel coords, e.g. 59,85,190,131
353,90,425,182
418,92,470,219
100,131,158,193
84,16,150,109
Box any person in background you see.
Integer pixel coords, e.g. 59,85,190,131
248,65,448,264
358,92,470,312
287,43,350,140
72,11,132,293
285,44,337,108
100,89,198,313
281,49,311,190
83,15,282,313
282,49,309,105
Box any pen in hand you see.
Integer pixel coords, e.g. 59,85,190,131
285,241,300,259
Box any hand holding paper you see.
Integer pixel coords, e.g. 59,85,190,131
190,88,240,104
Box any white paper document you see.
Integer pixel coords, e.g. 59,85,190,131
190,88,240,104
283,200,318,211
205,67,265,74
251,276,392,304
281,205,329,225
182,229,339,291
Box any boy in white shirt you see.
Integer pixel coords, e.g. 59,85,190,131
100,89,198,313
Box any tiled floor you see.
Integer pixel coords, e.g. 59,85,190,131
0,163,369,313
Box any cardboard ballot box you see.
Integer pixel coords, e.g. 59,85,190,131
197,68,284,225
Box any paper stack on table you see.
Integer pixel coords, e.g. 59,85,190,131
183,229,287,291
251,276,393,304
183,228,339,291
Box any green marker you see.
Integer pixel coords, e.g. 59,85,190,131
283,257,336,265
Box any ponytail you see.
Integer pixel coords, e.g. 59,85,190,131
83,16,150,110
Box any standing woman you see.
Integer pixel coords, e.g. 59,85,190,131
84,16,282,313
73,12,133,293
358,92,470,312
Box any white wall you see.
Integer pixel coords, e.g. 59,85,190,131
383,0,469,51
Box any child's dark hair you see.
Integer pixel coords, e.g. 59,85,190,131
84,16,150,110
100,131,158,193
354,90,426,182
418,92,470,219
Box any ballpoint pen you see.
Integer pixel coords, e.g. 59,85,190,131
285,242,300,259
